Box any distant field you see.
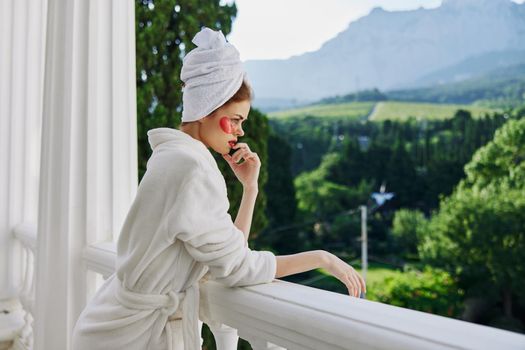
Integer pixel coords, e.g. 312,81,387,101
369,101,501,121
267,102,375,120
267,101,501,122
354,264,400,286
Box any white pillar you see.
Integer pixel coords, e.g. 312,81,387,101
238,331,286,350
34,0,137,348
209,323,240,350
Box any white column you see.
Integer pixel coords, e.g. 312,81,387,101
33,0,137,348
209,323,240,350
239,331,286,350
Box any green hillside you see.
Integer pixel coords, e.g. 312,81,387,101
369,101,501,121
267,102,375,120
268,101,501,122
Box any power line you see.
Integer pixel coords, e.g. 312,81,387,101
260,206,362,236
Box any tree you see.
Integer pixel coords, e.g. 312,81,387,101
419,118,525,330
385,142,419,208
256,133,301,254
264,133,297,227
294,153,371,219
391,209,428,258
136,0,237,180
368,266,464,318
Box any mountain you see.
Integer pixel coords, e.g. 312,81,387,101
302,62,525,107
387,62,525,106
247,0,525,110
409,49,525,87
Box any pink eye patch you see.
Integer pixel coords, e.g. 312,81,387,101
219,116,233,134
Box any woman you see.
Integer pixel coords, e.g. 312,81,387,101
72,27,365,350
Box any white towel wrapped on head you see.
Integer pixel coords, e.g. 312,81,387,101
180,27,246,123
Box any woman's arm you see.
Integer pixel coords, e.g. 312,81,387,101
275,250,329,278
234,184,258,242
222,142,260,242
275,250,367,297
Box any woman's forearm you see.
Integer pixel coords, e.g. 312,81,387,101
275,250,329,278
234,185,258,242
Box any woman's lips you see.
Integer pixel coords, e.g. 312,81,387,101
228,141,236,148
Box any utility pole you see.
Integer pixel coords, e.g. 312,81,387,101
360,184,394,297
360,205,368,284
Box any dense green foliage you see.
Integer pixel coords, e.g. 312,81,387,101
255,133,300,254
391,209,428,259
419,117,525,330
271,110,507,178
265,109,511,263
274,110,507,210
368,266,464,318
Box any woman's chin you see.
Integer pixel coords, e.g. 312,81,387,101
211,145,229,155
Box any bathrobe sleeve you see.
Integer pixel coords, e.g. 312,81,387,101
169,169,276,288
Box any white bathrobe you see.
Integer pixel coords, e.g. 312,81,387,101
72,128,277,350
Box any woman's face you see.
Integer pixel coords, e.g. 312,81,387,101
199,99,251,155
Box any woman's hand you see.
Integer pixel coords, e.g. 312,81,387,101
323,252,366,298
222,142,260,189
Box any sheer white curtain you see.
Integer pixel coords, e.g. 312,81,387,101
0,0,138,349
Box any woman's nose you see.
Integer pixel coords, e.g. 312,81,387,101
236,127,244,137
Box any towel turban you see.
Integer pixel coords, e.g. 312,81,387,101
180,27,247,123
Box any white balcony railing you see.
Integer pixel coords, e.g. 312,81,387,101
11,223,525,350
10,224,37,350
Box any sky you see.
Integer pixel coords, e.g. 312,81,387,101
223,0,525,62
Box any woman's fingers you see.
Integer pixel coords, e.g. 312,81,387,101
342,275,354,296
229,143,261,163
232,149,258,163
349,273,360,297
339,272,356,297
231,143,250,156
351,267,366,293
232,149,250,163
233,142,250,151
348,267,365,294
222,153,236,166
357,271,367,293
